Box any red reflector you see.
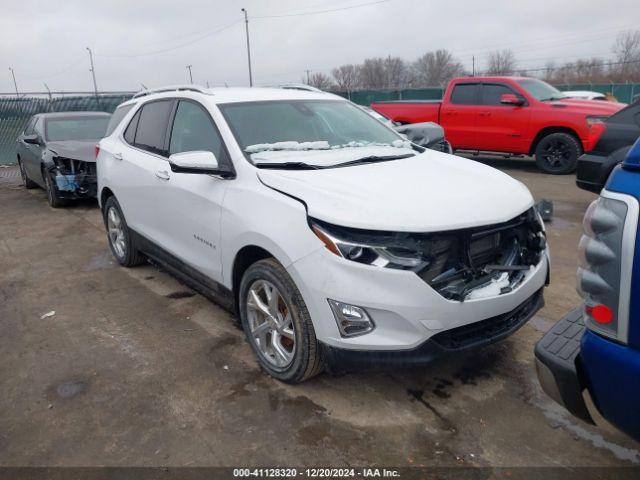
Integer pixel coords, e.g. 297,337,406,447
586,304,614,324
95,145,100,159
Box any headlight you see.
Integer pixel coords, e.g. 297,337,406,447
310,220,428,270
586,115,608,126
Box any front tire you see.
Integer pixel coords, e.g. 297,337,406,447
44,171,66,208
239,258,324,383
534,132,581,174
103,196,146,267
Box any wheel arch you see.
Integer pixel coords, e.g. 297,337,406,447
529,127,583,155
231,245,276,314
100,187,115,211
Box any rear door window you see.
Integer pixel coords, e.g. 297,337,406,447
450,84,479,105
105,104,134,136
132,100,174,156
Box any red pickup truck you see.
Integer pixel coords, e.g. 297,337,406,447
371,76,625,174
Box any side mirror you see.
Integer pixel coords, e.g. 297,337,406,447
500,93,524,106
23,134,40,145
394,122,445,148
168,150,231,176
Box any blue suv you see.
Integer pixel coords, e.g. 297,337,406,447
535,137,640,442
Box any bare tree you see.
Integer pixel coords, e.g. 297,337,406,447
332,64,361,92
383,55,412,89
359,57,387,89
412,49,465,86
306,72,334,90
611,30,640,81
486,50,517,76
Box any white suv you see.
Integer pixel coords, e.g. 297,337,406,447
97,85,549,383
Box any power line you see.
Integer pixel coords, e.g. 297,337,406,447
252,0,391,18
96,20,241,58
18,56,85,81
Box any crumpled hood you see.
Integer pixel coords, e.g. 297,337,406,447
548,98,625,115
47,140,97,162
257,150,534,232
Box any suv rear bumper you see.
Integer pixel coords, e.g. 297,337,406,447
534,307,594,424
576,152,620,193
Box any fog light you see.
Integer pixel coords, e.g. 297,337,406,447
327,299,374,337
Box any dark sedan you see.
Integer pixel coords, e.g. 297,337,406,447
16,111,111,207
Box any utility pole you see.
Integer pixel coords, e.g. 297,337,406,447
472,56,475,76
86,47,99,107
241,8,253,87
44,83,53,111
186,65,193,84
305,69,312,84
9,67,19,96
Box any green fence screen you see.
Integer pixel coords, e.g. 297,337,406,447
0,94,133,165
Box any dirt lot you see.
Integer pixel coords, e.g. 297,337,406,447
0,158,638,468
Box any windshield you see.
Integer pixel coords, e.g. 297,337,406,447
219,100,411,167
517,79,565,101
45,116,110,141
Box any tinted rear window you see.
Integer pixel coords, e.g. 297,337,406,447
450,84,479,105
105,104,134,136
133,100,174,155
45,117,110,141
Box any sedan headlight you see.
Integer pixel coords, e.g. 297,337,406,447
310,219,428,270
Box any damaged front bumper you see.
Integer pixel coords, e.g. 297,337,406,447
47,157,97,199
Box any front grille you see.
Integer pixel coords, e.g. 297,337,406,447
54,157,95,176
432,289,543,350
418,208,546,301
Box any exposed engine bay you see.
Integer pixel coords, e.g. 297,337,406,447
311,208,546,301
49,156,97,198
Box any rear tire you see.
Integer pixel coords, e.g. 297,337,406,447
534,132,581,174
103,196,146,267
44,171,66,208
239,258,324,383
18,159,38,189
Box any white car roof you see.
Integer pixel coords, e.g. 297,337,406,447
123,85,339,107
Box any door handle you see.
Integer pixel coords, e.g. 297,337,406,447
479,111,492,117
155,170,170,180
113,152,123,161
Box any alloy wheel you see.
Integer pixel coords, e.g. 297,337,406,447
541,138,571,169
107,207,126,258
246,280,296,368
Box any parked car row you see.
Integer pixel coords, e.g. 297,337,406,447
13,80,639,443
371,76,626,174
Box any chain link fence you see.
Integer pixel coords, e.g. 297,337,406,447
0,93,133,165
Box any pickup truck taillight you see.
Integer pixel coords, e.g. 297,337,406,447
577,192,638,344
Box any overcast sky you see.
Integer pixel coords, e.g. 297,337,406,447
2,0,639,93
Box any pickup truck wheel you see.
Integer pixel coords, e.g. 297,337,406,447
239,258,324,383
103,196,146,267
18,159,38,189
535,132,581,174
